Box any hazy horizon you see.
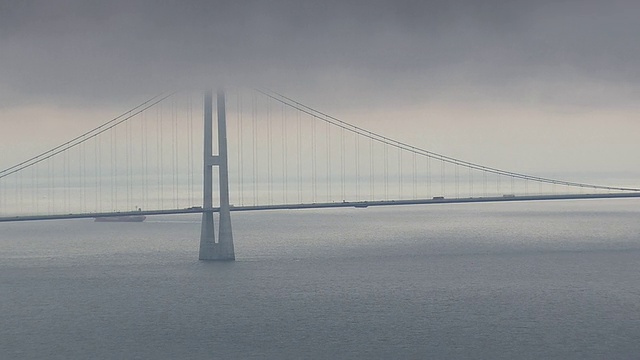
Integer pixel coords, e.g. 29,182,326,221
2,0,639,181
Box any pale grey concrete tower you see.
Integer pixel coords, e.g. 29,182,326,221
199,90,235,260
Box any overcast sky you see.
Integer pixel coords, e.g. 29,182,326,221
1,0,639,179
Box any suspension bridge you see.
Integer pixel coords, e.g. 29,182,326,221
1,89,639,260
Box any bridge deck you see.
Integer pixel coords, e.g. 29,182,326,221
1,192,639,222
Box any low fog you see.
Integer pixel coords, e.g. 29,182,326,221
1,0,639,177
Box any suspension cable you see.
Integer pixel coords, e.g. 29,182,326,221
257,89,640,192
0,93,175,180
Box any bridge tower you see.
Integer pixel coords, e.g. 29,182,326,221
199,90,235,260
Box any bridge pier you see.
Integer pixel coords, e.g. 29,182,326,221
199,90,235,261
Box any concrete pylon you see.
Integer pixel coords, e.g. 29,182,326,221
199,90,235,260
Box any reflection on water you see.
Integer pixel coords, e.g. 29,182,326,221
1,200,639,359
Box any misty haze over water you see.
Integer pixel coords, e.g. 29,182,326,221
2,200,639,359
2,1,640,358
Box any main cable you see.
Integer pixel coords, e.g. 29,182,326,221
0,93,175,180
257,89,640,193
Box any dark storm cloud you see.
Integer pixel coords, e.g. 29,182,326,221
1,0,639,108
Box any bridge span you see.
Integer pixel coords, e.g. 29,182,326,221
2,89,639,260
2,192,639,223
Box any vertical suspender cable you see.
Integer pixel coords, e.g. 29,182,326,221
355,134,360,201
283,103,287,204
126,114,131,209
469,167,473,198
441,159,445,197
413,152,417,199
32,166,36,214
113,127,117,210
370,137,374,201
17,169,22,213
384,143,388,200
341,126,345,201
36,161,40,213
62,149,66,212
326,121,330,202
483,170,487,197
96,137,101,211
455,162,459,198
156,106,161,209
252,93,258,205
311,113,316,202
511,175,515,195
188,95,193,206
142,109,147,209
238,93,244,205
297,110,302,203
398,148,402,199
536,177,543,195
81,141,85,212
427,156,431,198
267,98,273,205
160,104,165,208
172,97,178,208
52,156,56,213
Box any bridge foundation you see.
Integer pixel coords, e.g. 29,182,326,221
199,90,235,261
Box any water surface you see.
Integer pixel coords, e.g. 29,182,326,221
1,200,639,359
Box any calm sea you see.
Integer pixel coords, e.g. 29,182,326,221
1,200,639,359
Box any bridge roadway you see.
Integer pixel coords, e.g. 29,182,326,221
1,192,639,223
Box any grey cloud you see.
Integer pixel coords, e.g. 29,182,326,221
1,0,639,109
